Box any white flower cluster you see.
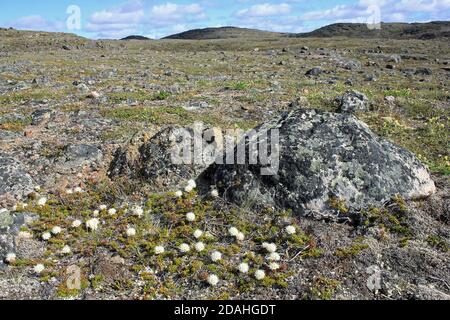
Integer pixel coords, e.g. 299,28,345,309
174,190,183,198
42,232,51,241
132,206,144,218
179,243,191,253
72,220,82,228
126,227,136,237
154,246,165,255
228,227,245,241
211,251,222,262
184,179,197,193
193,229,203,239
195,242,205,252
262,242,277,253
238,262,249,274
207,274,219,286
51,226,62,235
61,245,71,254
186,212,196,222
34,264,45,274
285,225,296,235
211,189,219,198
255,270,266,280
37,197,47,207
5,253,16,264
86,218,100,231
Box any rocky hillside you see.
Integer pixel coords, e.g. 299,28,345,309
0,28,449,300
121,35,151,41
163,26,286,40
296,21,450,40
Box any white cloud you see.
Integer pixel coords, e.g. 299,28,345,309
236,3,292,17
8,15,64,32
85,1,208,38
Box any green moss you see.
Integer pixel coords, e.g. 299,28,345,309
426,235,449,253
309,277,340,300
335,238,369,258
329,197,349,214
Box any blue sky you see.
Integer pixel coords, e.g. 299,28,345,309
1,0,449,39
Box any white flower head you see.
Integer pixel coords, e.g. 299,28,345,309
18,231,32,239
108,208,117,216
34,186,41,192
262,242,277,253
255,269,266,280
228,227,239,237
184,185,194,193
154,246,165,255
126,227,136,237
267,252,281,261
51,226,62,235
193,229,203,239
211,189,219,198
186,212,196,222
132,206,144,218
74,187,83,193
37,197,47,207
211,251,222,262
86,218,100,231
269,262,280,271
61,245,71,254
179,243,191,253
285,225,296,235
66,189,74,195
207,274,219,286
188,179,197,188
5,253,16,263
238,262,249,274
93,210,100,217
195,242,205,252
42,232,51,241
72,220,82,228
174,190,183,198
236,232,245,242
34,264,45,274
99,205,107,211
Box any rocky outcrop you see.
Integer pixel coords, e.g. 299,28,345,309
337,90,369,113
109,125,220,188
202,109,436,218
0,153,34,201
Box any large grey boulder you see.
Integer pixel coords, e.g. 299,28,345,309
109,125,221,188
202,109,436,218
0,152,34,200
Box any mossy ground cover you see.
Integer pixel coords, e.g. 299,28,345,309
10,181,321,299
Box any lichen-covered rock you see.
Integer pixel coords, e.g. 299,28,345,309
0,152,34,201
60,144,102,167
110,125,220,188
203,109,436,218
337,90,369,113
1,212,40,269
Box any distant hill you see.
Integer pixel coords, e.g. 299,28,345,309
163,26,286,40
295,21,450,40
121,35,151,40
